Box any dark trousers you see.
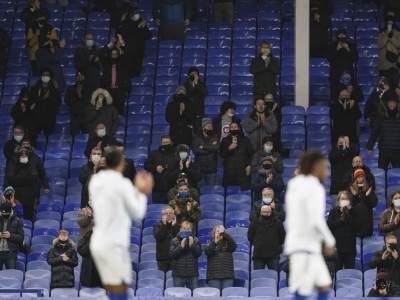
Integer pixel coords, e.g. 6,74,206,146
253,257,280,271
109,88,126,114
378,151,400,169
0,251,16,270
336,252,355,270
157,260,172,272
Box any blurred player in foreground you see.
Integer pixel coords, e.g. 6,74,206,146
89,146,154,300
284,151,336,300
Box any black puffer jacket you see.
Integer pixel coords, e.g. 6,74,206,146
350,187,378,238
0,213,24,253
205,233,236,281
47,239,78,289
77,230,102,288
192,132,219,174
153,222,180,261
169,236,202,278
327,207,357,254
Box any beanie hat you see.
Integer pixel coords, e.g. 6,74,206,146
353,168,365,179
202,118,212,128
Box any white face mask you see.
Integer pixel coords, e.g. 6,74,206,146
264,145,273,153
97,128,106,137
179,152,188,160
19,157,28,164
91,154,101,164
132,13,140,21
41,76,50,84
393,199,400,208
14,135,23,143
339,200,350,208
227,112,235,117
388,23,393,33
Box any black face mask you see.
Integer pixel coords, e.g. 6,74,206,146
204,129,213,135
261,215,271,220
160,144,172,152
57,242,69,250
230,130,239,136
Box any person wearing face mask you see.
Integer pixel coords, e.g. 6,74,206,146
330,88,362,145
243,98,277,152
213,101,241,141
30,68,61,136
0,201,23,270
153,206,179,272
85,88,119,138
220,121,254,190
192,118,219,185
3,125,26,161
365,77,391,129
332,71,364,104
11,88,36,138
84,123,118,158
343,156,376,190
349,168,378,238
250,187,284,222
79,147,103,208
2,187,24,219
327,191,356,270
380,192,400,244
264,93,282,148
248,205,285,271
166,86,195,146
168,185,201,228
167,178,199,203
368,274,400,297
47,230,79,289
252,156,284,201
20,0,49,33
310,0,333,58
251,136,283,174
327,28,359,94
250,41,280,97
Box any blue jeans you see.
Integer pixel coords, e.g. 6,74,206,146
0,252,16,270
208,279,234,291
173,276,199,291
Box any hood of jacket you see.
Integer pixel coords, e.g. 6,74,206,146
90,88,113,106
52,237,75,248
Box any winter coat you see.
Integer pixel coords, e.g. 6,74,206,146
101,59,130,92
64,84,90,116
84,88,119,137
248,215,286,259
379,200,400,244
249,55,280,96
243,111,278,152
166,159,202,189
327,40,358,78
250,200,285,222
251,170,285,199
73,45,102,95
192,132,219,174
11,101,36,135
378,28,400,72
79,163,95,208
26,24,57,61
184,79,208,118
77,208,94,238
152,0,191,24
167,186,199,203
3,140,22,161
212,115,241,141
84,135,118,158
153,222,180,261
330,100,362,143
327,207,357,254
168,197,201,225
369,247,400,286
310,0,332,58
329,146,357,194
350,187,378,237
47,239,78,289
368,285,400,297
0,213,24,253
204,233,236,280
36,46,65,91
251,150,283,174
364,90,387,124
343,166,376,190
77,230,102,288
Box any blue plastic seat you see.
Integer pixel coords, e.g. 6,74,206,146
50,288,78,297
251,287,277,297
193,287,220,297
336,287,363,297
135,287,163,297
165,287,192,298
222,287,248,297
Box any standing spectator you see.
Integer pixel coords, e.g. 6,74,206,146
212,0,234,24
327,191,357,269
79,147,102,208
20,0,49,33
327,28,358,93
349,168,378,238
368,274,400,297
153,206,179,272
11,88,36,138
168,191,201,227
47,230,79,289
77,206,94,239
380,191,400,243
264,93,282,150
0,202,24,269
205,225,236,291
365,77,391,128
106,142,136,181
30,69,61,136
329,136,357,194
251,136,283,174
153,0,191,40
2,186,24,219
213,101,240,141
310,0,333,58
343,156,376,190
84,88,119,138
250,41,280,97
0,27,8,78
251,157,285,200
220,121,254,190
192,118,219,185
250,187,284,222
184,67,208,132
144,136,178,203
170,221,202,290
332,71,364,103
84,123,118,157
369,234,400,286
166,86,195,146
243,98,278,152
3,126,26,161
248,205,285,271
117,8,151,77
167,175,200,203
330,88,362,144
367,92,400,169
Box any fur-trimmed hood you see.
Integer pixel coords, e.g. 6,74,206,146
90,88,113,106
52,237,75,247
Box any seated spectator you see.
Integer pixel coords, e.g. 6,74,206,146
166,86,195,146
380,191,400,243
169,190,201,227
243,98,278,152
11,88,36,138
144,135,177,203
30,68,61,137
367,91,400,169
84,88,119,139
212,0,234,23
0,202,24,269
332,71,364,103
327,191,356,269
79,147,103,208
65,71,90,135
170,221,202,290
329,136,357,194
213,101,241,141
247,205,285,271
330,88,362,144
2,186,24,218
220,121,254,190
251,136,283,174
167,176,199,203
250,41,280,97
84,123,118,158
343,156,376,190
192,118,219,186
349,168,378,238
205,225,236,291
3,125,26,161
250,187,284,222
153,206,179,272
368,274,400,297
251,157,284,200
369,234,400,286
365,77,390,128
47,230,78,289
4,147,49,220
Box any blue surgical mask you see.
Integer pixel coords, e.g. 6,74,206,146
178,191,189,198
340,75,352,86
262,198,273,205
393,199,400,207
178,230,191,239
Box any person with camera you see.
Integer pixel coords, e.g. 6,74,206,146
365,77,391,128
248,205,285,271
250,187,284,222
170,221,202,290
2,187,24,218
205,225,236,291
380,191,400,244
369,234,400,286
168,187,201,228
153,206,180,272
368,273,400,297
327,191,357,269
